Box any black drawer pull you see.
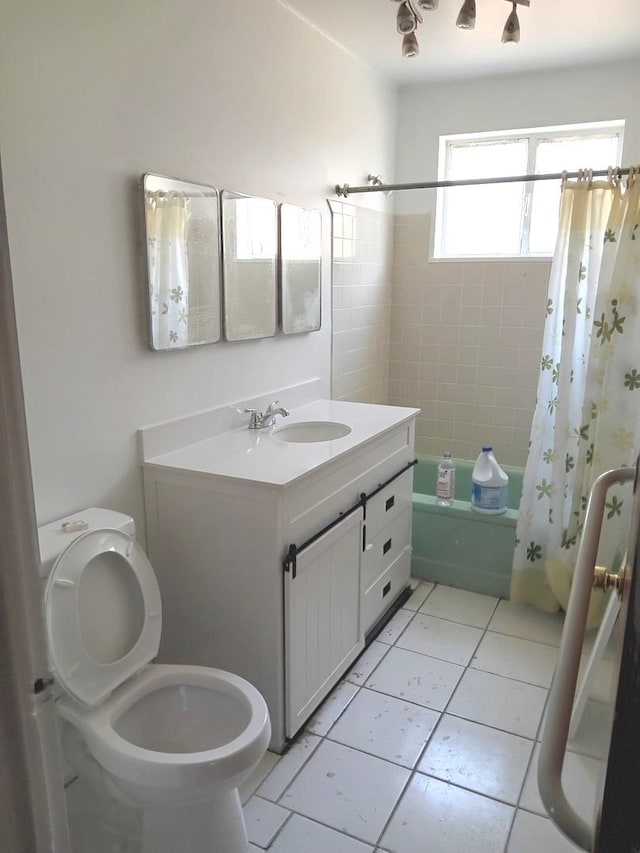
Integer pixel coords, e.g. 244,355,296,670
383,581,391,597
383,538,392,555
385,495,395,511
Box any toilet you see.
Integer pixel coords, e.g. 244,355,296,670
39,508,271,853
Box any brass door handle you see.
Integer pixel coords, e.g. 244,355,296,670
593,564,626,596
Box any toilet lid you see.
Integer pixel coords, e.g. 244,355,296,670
44,529,162,707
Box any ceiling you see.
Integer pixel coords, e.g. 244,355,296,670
280,0,640,83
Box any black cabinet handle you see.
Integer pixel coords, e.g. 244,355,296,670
383,538,392,555
385,495,395,511
383,581,391,597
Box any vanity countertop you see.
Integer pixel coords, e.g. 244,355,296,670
143,399,419,487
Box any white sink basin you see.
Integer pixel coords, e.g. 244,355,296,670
273,421,352,443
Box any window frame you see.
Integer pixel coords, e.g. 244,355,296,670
434,120,625,260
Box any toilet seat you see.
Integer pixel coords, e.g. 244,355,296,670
56,663,271,795
44,528,162,707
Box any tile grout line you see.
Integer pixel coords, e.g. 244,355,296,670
258,582,566,850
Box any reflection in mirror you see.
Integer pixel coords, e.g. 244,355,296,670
221,191,277,341
279,204,322,334
143,173,221,351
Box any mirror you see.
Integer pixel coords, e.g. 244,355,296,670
142,173,221,351
221,191,277,341
279,204,322,334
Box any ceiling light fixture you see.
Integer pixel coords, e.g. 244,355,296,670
393,0,530,58
402,31,420,56
455,0,476,29
502,3,519,43
502,0,529,43
396,1,421,35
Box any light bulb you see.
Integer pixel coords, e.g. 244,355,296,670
456,0,476,29
502,2,520,42
397,1,418,34
402,31,420,57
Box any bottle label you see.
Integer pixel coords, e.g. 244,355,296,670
471,483,507,510
437,469,455,500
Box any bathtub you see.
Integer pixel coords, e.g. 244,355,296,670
411,457,523,599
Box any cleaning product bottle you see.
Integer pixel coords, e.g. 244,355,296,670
436,451,455,506
471,446,508,515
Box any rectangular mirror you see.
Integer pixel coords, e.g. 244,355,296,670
221,191,277,341
279,203,322,334
142,173,222,351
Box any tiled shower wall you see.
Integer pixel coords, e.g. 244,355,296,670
330,207,553,468
388,214,552,468
330,202,394,404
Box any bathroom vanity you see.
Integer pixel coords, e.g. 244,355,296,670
140,395,418,751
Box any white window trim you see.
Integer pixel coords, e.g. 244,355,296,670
434,119,625,260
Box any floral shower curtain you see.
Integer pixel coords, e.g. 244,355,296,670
145,191,189,349
511,170,640,619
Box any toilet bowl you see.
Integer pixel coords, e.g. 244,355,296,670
40,509,271,853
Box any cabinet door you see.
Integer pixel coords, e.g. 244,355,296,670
285,510,364,738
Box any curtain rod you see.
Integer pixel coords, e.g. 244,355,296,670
335,167,633,198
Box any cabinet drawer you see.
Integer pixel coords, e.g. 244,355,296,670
362,508,412,591
365,467,414,536
362,545,412,635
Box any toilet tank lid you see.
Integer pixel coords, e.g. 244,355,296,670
38,508,136,579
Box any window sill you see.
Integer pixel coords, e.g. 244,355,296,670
430,254,553,262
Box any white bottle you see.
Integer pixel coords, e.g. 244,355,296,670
436,451,455,506
471,446,508,515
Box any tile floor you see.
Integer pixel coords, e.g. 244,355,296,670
240,581,616,853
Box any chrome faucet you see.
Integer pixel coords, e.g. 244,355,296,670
243,400,290,430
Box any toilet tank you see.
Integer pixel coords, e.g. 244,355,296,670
38,507,136,579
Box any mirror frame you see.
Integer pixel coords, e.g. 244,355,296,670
279,203,322,335
142,173,222,352
221,190,278,342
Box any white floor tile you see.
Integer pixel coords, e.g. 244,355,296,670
269,814,374,852
402,580,434,611
418,714,534,804
240,750,281,804
489,600,565,646
395,612,484,666
280,740,410,845
365,646,464,711
507,809,582,852
307,681,359,736
243,797,289,848
380,773,513,853
472,631,559,688
419,584,499,628
448,668,547,738
327,687,439,768
256,733,321,802
375,608,415,645
344,641,390,687
520,743,602,823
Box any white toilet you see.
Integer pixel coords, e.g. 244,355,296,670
39,508,271,853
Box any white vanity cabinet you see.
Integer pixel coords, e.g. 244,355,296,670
141,400,417,752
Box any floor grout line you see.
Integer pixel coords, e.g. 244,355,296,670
253,581,597,851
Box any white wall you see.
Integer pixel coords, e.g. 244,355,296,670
0,0,396,538
395,57,640,220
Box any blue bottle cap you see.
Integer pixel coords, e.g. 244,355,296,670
481,445,493,452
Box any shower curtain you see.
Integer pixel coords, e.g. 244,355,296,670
511,170,640,617
145,191,189,349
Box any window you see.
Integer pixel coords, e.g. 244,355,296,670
434,121,624,258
